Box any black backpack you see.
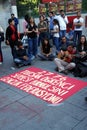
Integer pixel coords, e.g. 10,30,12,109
73,61,87,77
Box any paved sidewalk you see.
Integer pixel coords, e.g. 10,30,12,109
0,44,87,130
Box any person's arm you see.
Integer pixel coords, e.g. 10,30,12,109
38,22,47,32
73,18,84,27
26,28,33,34
51,26,59,33
64,16,68,24
5,27,11,45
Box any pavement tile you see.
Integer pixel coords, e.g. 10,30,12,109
18,95,48,113
0,102,37,130
57,101,87,121
0,89,24,108
73,117,87,130
14,107,79,130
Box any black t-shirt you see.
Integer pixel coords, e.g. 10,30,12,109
16,48,26,58
26,24,37,38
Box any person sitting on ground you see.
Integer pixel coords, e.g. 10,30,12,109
77,35,87,56
60,36,69,51
54,44,76,74
38,38,55,61
14,41,31,67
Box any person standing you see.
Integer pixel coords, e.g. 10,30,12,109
11,13,19,30
73,11,84,46
51,19,60,53
0,25,4,64
38,15,48,46
23,14,29,32
6,19,19,59
57,10,68,39
26,17,38,60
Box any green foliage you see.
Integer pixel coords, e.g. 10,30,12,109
16,0,87,18
82,0,87,12
16,0,40,18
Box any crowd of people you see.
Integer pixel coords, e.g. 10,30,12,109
0,10,87,77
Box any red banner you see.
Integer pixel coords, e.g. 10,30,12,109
0,67,87,104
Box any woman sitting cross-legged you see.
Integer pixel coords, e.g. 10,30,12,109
54,44,76,74
14,41,31,67
38,38,55,61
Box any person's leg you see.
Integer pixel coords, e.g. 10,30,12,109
48,54,55,60
28,38,33,59
59,30,63,39
77,31,82,45
74,31,77,46
38,53,48,60
63,30,66,37
54,58,67,72
32,37,38,57
53,37,60,52
65,62,76,70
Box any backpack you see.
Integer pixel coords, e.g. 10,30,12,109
73,61,87,77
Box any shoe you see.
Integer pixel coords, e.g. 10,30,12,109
0,62,2,65
60,70,68,75
17,63,24,68
31,55,35,60
55,67,58,71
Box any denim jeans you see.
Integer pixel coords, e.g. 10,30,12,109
28,37,37,58
38,53,54,60
60,30,66,39
53,37,60,51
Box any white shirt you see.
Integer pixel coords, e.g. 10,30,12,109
53,25,59,38
57,15,68,30
73,17,84,31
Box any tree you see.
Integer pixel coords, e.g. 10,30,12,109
82,0,87,12
16,0,41,17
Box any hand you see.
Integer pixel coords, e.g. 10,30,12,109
32,29,35,32
60,50,65,56
23,56,28,60
80,51,86,56
6,40,9,45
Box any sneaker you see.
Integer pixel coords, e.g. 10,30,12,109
0,62,2,65
31,55,35,60
55,67,58,71
61,70,68,75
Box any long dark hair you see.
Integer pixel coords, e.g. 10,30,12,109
79,35,87,45
53,19,60,31
42,38,50,48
